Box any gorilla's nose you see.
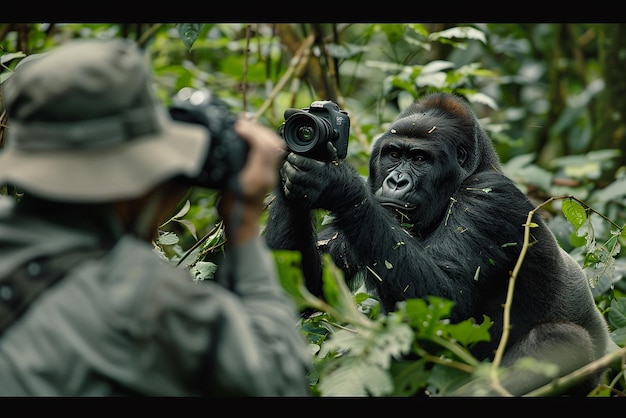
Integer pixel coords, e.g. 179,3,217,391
383,171,413,194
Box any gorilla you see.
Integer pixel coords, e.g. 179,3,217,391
264,92,614,396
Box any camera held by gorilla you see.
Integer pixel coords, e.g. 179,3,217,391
168,87,248,190
278,100,350,161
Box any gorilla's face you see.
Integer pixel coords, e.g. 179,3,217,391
369,130,465,234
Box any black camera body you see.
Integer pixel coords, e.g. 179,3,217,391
278,100,350,161
168,87,248,190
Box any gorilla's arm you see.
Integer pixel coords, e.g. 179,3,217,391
326,170,532,317
267,153,530,317
264,185,324,298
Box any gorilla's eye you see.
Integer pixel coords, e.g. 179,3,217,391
381,145,401,160
410,150,430,162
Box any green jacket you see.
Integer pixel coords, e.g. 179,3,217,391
0,197,312,396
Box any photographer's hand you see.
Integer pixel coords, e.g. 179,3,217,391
218,116,286,246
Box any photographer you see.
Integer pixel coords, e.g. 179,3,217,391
0,38,311,396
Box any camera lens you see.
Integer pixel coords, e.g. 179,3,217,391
296,125,315,142
283,112,333,154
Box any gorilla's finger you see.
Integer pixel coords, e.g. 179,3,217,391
287,152,326,171
282,176,295,196
279,161,288,179
281,160,302,182
326,141,339,162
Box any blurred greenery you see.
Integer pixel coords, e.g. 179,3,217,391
2,22,625,396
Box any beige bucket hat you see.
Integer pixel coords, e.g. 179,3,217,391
0,38,209,202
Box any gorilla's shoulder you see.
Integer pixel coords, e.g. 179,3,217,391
463,170,524,195
459,170,533,217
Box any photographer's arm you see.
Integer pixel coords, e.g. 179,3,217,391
217,117,284,245
210,117,311,395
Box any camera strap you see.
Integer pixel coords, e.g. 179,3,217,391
0,248,106,338
222,177,245,291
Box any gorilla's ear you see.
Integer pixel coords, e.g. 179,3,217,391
457,146,468,167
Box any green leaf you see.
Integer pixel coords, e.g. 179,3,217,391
378,23,408,44
175,23,203,49
300,317,332,346
272,250,309,310
369,321,414,368
189,261,217,281
606,233,622,257
421,60,455,74
610,327,626,348
325,42,369,60
593,176,626,202
157,231,179,246
403,296,455,335
569,230,587,248
444,315,492,346
320,254,369,322
317,357,393,396
171,200,191,220
316,319,412,396
389,358,430,396
176,219,197,240
428,26,487,44
608,297,626,330
562,199,587,230
427,362,473,395
0,51,26,65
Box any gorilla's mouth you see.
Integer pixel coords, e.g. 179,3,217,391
377,197,417,211
378,198,418,227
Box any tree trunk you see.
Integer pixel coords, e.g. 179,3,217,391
595,24,626,170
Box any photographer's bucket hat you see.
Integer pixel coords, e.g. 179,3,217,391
0,38,209,202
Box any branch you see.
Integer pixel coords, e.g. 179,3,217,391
491,194,625,393
525,344,626,396
253,33,315,121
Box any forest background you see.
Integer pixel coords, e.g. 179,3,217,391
1,22,626,397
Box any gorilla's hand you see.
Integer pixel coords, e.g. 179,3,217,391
280,143,365,212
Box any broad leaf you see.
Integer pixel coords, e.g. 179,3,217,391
562,199,587,230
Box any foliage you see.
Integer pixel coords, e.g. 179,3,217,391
2,22,626,396
155,192,626,396
268,197,626,396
